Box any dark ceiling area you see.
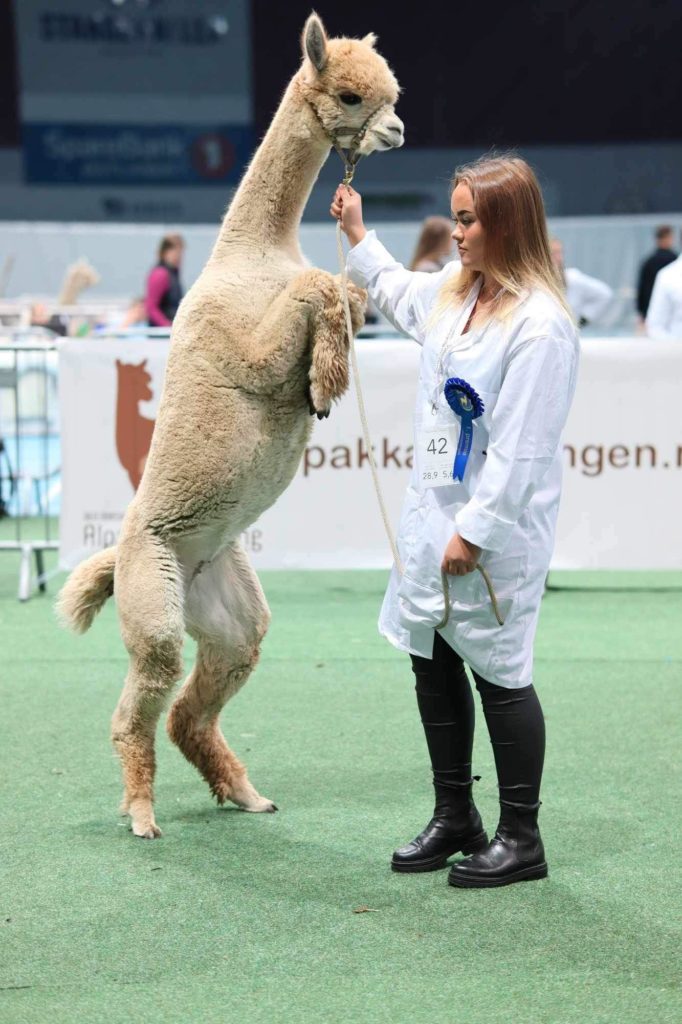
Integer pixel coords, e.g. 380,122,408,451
252,1,682,147
2,2,680,151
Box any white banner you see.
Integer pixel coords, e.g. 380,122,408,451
58,338,682,572
553,338,682,569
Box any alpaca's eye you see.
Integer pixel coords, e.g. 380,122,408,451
339,92,362,106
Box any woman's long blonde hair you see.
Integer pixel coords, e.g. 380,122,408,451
431,154,570,326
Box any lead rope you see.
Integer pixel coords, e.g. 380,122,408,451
336,215,404,574
334,194,505,629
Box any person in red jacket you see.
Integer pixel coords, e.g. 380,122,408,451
145,233,185,328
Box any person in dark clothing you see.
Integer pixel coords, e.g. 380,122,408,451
636,225,678,322
145,233,185,328
29,302,68,336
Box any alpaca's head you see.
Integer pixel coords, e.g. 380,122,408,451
298,14,404,159
65,259,101,292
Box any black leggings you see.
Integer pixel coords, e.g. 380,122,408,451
410,632,546,808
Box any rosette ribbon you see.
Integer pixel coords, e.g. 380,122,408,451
443,378,485,481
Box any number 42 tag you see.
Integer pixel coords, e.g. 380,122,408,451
419,425,459,487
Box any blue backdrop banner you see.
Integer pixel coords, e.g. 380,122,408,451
22,123,254,185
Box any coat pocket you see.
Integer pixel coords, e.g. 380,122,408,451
396,570,448,630
396,552,525,632
396,499,483,628
474,552,525,625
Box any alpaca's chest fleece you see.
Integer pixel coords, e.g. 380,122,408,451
183,255,303,327
171,423,310,570
163,409,312,573
133,253,327,558
139,389,312,551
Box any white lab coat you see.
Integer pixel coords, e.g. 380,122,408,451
347,231,579,688
565,267,613,324
646,255,682,340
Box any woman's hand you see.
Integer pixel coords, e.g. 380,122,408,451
330,184,367,247
442,533,482,576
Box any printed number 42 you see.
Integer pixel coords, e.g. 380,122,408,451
427,437,448,455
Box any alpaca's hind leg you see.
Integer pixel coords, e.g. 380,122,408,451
112,531,184,838
167,542,274,812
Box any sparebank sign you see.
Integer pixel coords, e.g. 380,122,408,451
15,0,253,186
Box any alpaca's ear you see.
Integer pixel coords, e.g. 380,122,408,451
302,12,328,72
362,32,377,48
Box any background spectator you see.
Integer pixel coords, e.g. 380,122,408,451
645,246,682,339
636,224,678,323
409,215,454,271
145,234,185,328
29,302,68,336
551,238,613,327
117,297,147,331
91,298,147,335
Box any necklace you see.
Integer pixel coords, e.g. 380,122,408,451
430,282,503,412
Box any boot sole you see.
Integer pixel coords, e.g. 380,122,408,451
448,861,548,888
391,832,489,874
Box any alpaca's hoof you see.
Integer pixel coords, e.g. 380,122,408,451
128,800,162,838
228,775,277,813
307,382,332,420
307,386,330,419
241,796,278,814
132,821,163,839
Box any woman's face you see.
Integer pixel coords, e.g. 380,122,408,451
165,244,184,269
450,183,486,273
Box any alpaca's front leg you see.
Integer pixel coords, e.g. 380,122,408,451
293,270,366,416
225,271,333,393
223,269,365,405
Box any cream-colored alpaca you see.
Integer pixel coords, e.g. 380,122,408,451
58,258,100,305
57,15,403,839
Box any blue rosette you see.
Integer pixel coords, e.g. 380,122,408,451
443,377,485,481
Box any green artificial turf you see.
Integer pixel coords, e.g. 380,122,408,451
1,551,681,1023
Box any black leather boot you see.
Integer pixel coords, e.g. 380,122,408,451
447,800,547,887
391,778,488,873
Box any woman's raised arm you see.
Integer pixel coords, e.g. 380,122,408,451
331,185,457,344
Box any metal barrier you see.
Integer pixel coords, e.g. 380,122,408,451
0,334,59,600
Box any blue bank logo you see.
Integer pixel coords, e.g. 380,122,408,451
23,123,254,185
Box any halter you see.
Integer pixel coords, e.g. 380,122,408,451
305,97,391,185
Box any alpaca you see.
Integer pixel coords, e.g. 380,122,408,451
58,258,100,305
57,14,404,839
115,359,156,492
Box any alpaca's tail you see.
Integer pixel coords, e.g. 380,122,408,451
56,546,117,634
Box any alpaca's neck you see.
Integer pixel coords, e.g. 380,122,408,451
59,276,82,305
212,78,330,259
116,385,132,414
117,381,141,416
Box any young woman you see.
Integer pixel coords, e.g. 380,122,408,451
145,233,185,328
330,155,579,888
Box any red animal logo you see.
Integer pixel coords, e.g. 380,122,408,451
115,359,156,492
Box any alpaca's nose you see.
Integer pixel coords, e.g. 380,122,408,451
384,113,405,146
368,112,405,152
